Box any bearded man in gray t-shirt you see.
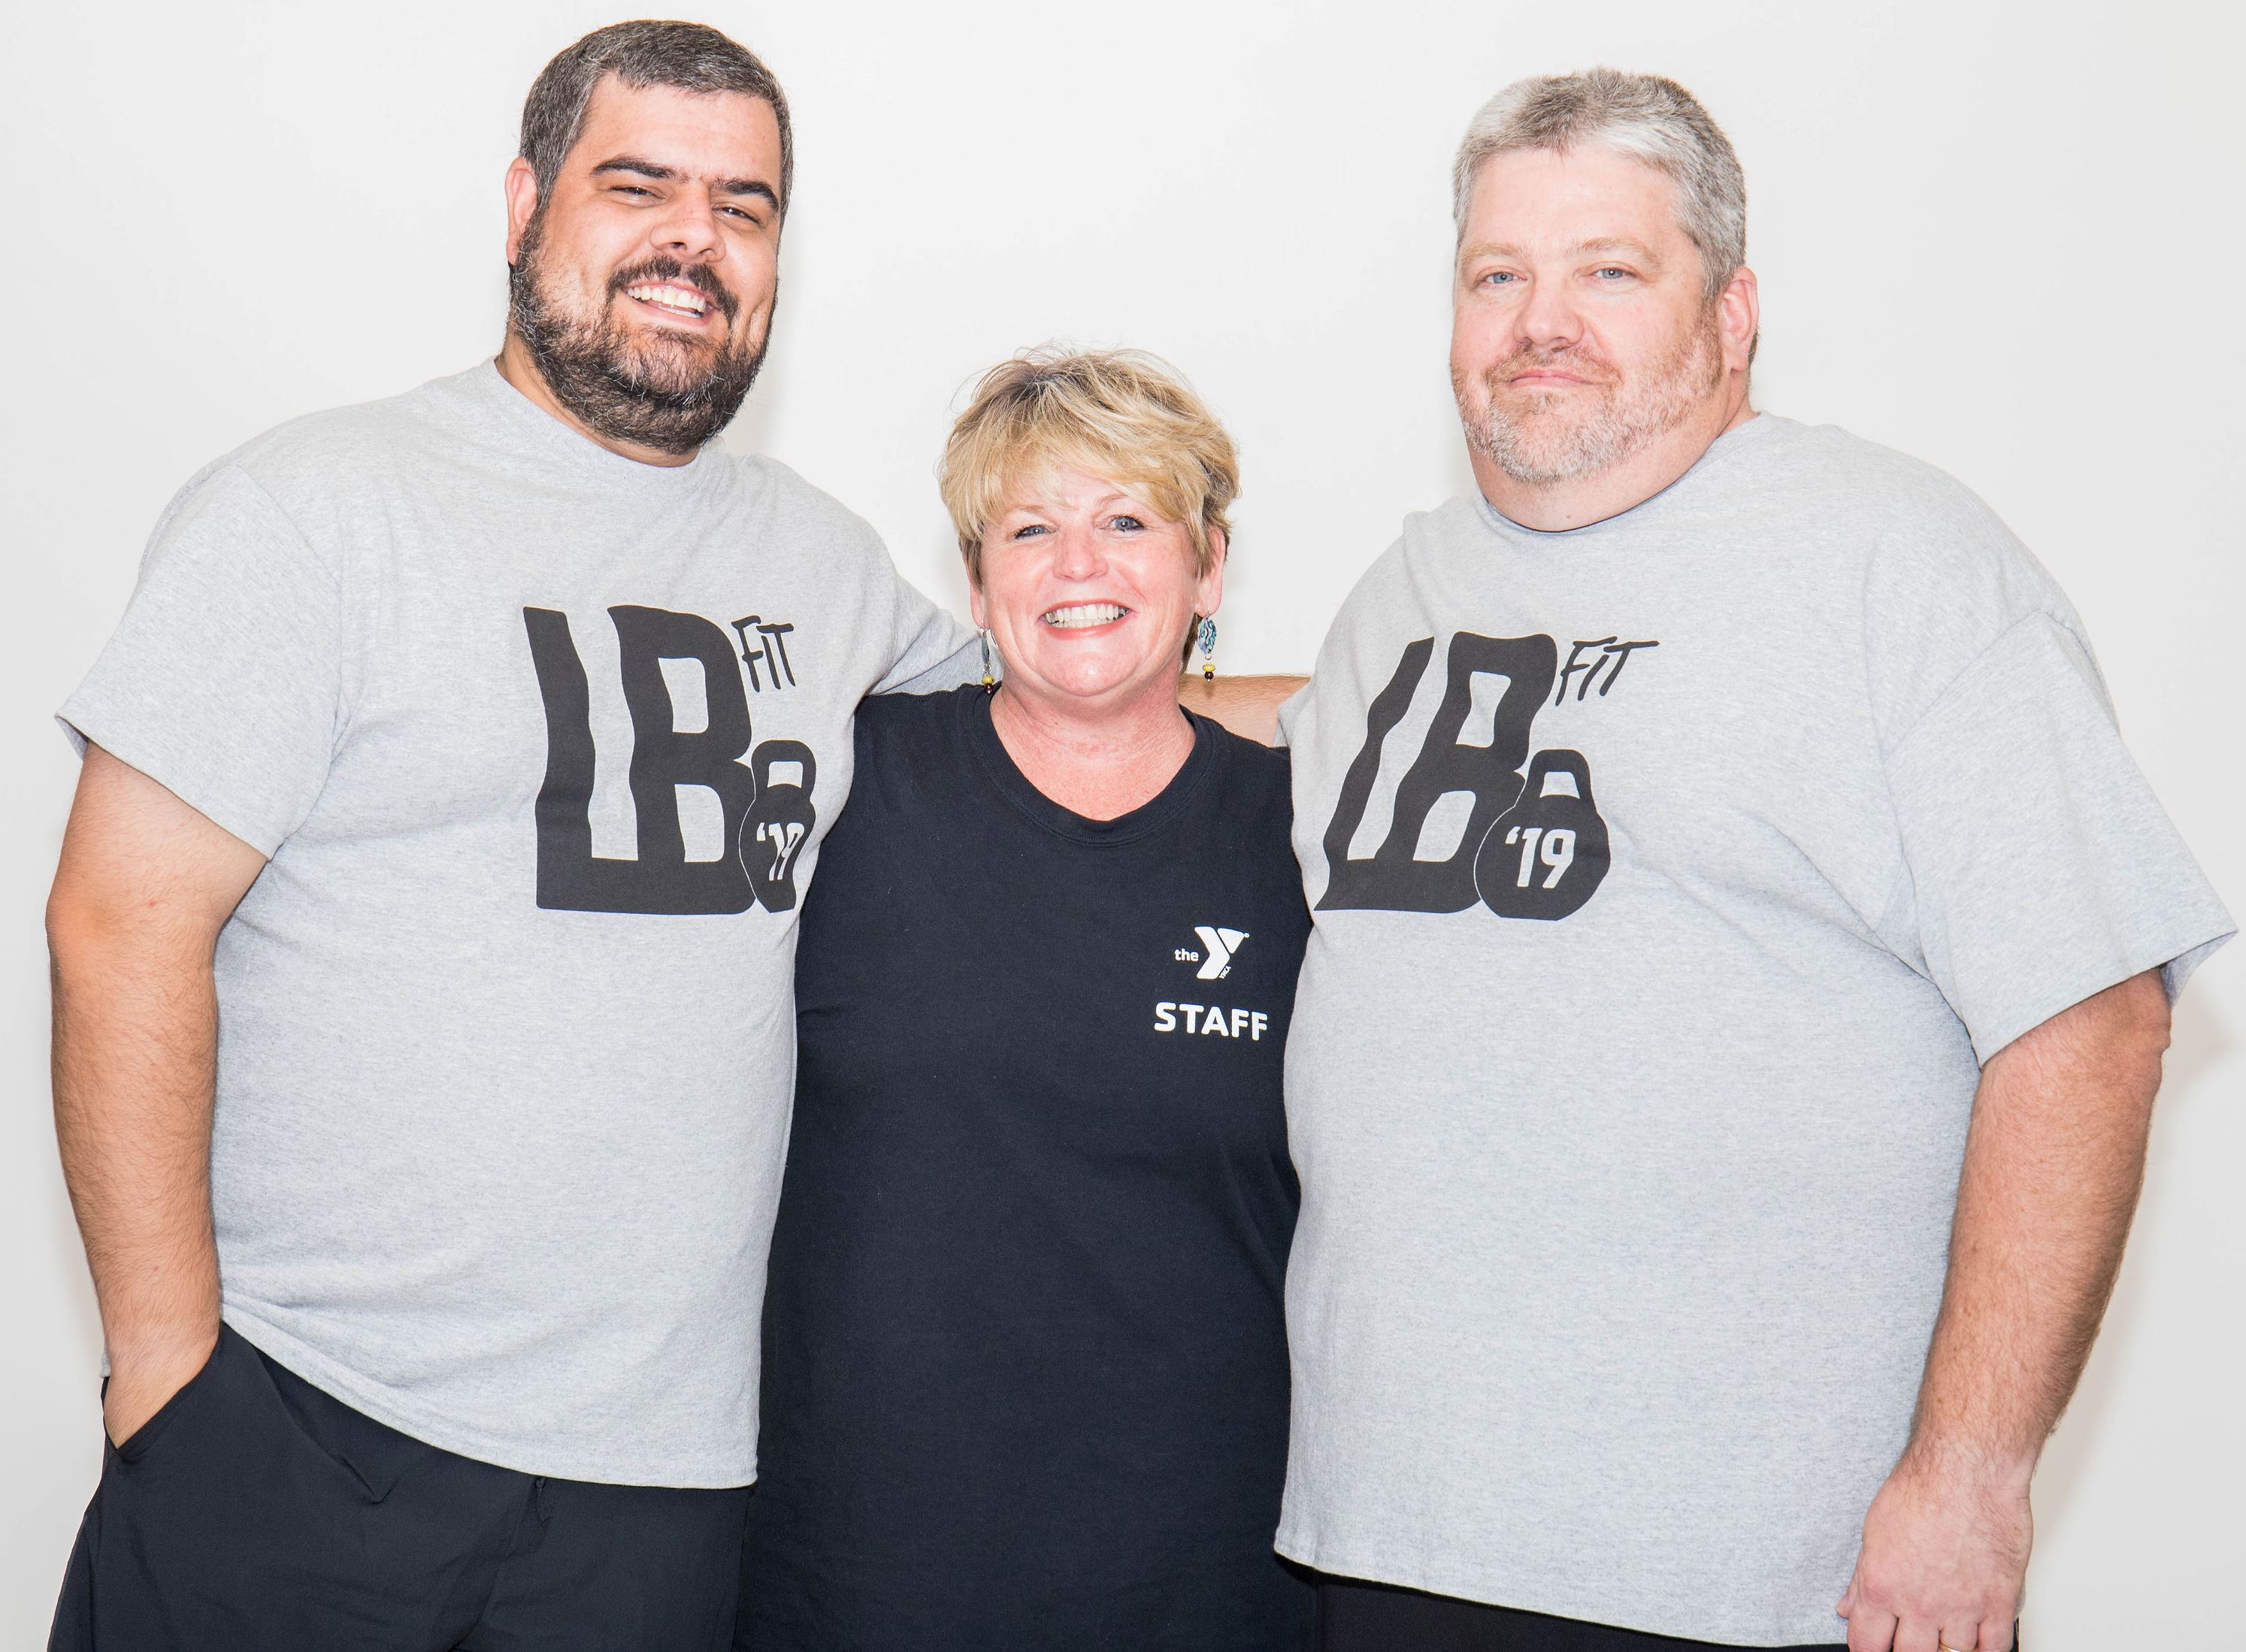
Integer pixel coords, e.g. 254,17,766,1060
44,23,987,1650
1276,71,2231,1652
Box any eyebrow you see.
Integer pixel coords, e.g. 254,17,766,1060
1457,236,1666,270
589,154,780,208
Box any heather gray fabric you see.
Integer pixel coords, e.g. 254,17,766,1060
1273,413,2232,1644
59,362,979,1487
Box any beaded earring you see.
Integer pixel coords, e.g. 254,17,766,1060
979,628,997,693
1197,616,1218,682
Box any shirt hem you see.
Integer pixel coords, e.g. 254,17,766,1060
1273,1526,1848,1648
1966,919,2234,1065
221,1306,756,1490
56,706,288,859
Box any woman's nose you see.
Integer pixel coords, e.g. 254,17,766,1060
1049,524,1105,579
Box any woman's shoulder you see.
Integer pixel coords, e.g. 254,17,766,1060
854,684,974,744
1194,716,1294,816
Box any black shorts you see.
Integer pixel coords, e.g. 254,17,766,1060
1311,1572,1861,1652
50,1324,749,1652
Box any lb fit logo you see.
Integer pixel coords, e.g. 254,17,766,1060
522,605,816,915
1318,631,1653,921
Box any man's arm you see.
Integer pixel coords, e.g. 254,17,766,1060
48,745,266,1447
1179,673,1308,746
1839,970,2172,1652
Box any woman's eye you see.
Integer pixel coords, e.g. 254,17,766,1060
1110,516,1145,532
1011,524,1049,540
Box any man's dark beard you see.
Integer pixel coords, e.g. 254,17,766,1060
507,216,769,456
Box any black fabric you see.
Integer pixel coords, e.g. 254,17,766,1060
1311,1575,1857,1652
50,1324,749,1652
740,687,1312,1652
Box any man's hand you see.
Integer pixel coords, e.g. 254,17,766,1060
103,1325,220,1448
1836,970,2169,1652
1838,1450,2029,1651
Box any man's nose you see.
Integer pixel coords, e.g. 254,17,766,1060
649,186,724,265
1515,277,1583,351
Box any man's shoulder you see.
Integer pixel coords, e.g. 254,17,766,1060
191,369,485,524
713,450,885,555
1736,416,2072,624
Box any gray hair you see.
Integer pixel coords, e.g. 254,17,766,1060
1452,68,1745,301
519,20,793,213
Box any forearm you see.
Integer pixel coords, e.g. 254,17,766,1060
50,912,224,1364
1179,672,1307,746
1903,970,2170,1482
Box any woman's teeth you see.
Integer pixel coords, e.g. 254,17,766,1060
1041,603,1128,628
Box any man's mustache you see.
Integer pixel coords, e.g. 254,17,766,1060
609,257,742,322
1491,343,1618,389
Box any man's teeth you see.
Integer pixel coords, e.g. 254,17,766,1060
1042,603,1128,628
625,283,707,314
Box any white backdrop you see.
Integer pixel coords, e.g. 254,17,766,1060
2,0,2238,1642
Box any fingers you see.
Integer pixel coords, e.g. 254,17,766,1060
1845,1599,1899,1652
1892,1618,1939,1652
1975,1620,2017,1652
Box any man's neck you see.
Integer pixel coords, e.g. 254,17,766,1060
494,331,697,468
1473,380,1755,532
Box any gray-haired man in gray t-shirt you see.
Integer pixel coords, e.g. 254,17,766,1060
1276,71,2231,1652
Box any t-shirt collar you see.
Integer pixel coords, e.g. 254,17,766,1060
463,357,727,498
1472,411,1779,540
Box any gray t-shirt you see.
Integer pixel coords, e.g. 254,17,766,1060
59,362,978,1487
1273,414,2232,1644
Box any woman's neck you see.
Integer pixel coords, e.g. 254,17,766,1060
988,679,1196,821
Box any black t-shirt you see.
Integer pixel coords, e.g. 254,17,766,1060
740,686,1312,1652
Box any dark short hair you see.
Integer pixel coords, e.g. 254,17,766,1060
519,20,793,213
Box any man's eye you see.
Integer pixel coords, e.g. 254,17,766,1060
1596,267,1632,280
1482,271,1518,286
613,185,655,198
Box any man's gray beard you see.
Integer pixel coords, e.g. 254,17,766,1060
507,218,768,456
1462,314,1724,486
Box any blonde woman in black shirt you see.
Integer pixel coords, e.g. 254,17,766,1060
738,348,1311,1652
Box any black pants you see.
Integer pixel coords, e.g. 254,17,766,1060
50,1324,749,1652
1313,1574,1857,1652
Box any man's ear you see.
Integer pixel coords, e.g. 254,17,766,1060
1718,265,1760,375
504,157,540,266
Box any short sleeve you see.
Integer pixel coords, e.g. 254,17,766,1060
870,563,982,695
57,464,344,857
1882,610,2232,1063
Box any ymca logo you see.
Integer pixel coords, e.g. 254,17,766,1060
522,604,818,917
1182,924,1249,979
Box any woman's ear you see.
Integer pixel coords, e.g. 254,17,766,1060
966,560,988,631
1194,528,1227,619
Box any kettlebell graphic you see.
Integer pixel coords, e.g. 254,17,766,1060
1473,749,1610,921
737,740,818,912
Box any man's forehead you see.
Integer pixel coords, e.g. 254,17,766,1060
1463,147,1686,243
571,76,781,177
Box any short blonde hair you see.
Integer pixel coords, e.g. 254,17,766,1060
939,346,1239,586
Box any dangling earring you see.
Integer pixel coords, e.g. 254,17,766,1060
979,628,997,694
1197,616,1218,682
